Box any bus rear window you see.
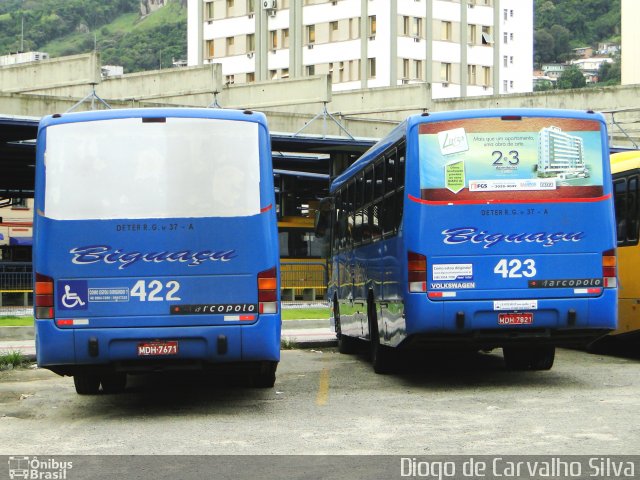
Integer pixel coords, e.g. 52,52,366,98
418,116,604,203
43,117,261,219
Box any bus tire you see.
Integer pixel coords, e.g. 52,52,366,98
252,362,277,388
503,346,555,371
369,299,395,374
73,374,101,395
101,373,127,394
335,300,358,354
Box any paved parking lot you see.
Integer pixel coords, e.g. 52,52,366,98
1,347,639,455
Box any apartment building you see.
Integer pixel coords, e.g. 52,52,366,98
188,0,533,98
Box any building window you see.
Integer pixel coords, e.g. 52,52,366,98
368,57,376,79
270,69,278,80
306,24,315,44
510,10,514,17
226,36,235,55
441,62,451,82
247,72,255,83
369,15,376,37
283,28,289,48
350,18,360,39
306,65,315,76
338,62,344,83
205,1,214,20
402,16,410,36
503,55,508,67
504,9,508,21
247,33,255,52
282,68,289,79
483,66,491,86
226,0,234,15
206,39,214,58
415,60,423,80
481,26,492,45
226,74,235,85
441,21,452,41
503,80,508,92
11,198,28,209
247,0,255,14
503,32,508,44
468,64,477,85
413,17,422,38
468,24,477,44
510,32,514,41
351,59,360,81
510,80,514,88
330,21,339,41
403,59,410,79
270,30,278,49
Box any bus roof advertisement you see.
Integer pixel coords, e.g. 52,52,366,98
418,117,604,203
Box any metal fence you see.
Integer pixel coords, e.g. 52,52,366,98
280,261,328,301
0,262,33,312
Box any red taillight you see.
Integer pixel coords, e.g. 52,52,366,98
258,267,278,314
603,249,617,288
408,252,427,293
35,273,54,319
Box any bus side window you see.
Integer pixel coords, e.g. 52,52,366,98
333,194,343,253
614,178,627,244
629,176,639,243
382,149,397,235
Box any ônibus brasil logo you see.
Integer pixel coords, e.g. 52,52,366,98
69,245,237,270
441,227,585,249
8,456,73,480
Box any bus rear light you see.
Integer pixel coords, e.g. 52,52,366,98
258,267,278,314
602,249,617,288
35,273,54,319
408,252,427,292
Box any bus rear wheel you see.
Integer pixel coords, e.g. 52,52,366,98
335,301,358,354
251,361,277,388
503,346,555,371
101,373,127,394
369,301,396,374
73,373,101,395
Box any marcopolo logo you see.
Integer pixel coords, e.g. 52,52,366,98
8,456,73,480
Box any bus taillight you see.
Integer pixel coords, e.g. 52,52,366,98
408,252,427,293
35,273,54,319
258,267,278,314
603,249,617,288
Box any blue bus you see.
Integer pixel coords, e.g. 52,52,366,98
318,109,617,373
34,108,280,393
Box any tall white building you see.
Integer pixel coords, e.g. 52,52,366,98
187,0,532,98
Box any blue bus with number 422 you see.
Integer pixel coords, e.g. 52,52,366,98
33,108,280,393
317,108,617,373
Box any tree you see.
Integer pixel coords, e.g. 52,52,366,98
534,29,555,65
557,66,587,89
549,25,572,62
598,56,621,86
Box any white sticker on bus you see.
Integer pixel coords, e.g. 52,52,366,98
493,300,538,311
432,264,473,281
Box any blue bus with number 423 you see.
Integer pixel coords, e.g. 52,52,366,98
33,108,280,393
317,108,617,373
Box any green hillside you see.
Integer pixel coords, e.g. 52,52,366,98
0,0,186,73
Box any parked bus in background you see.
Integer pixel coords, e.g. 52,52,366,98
34,108,280,393
317,109,617,373
609,150,640,342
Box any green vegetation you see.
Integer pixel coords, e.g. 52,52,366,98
534,0,620,65
281,308,331,320
0,316,33,326
0,0,186,73
0,350,28,369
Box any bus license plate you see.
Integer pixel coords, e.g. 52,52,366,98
137,341,178,356
498,313,533,325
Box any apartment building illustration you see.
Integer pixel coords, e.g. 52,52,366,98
537,126,588,179
187,0,533,98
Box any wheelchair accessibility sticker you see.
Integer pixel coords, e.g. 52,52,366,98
57,280,88,310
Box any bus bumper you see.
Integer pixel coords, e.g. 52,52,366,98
35,316,281,376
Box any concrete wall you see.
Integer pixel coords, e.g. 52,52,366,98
2,53,640,144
